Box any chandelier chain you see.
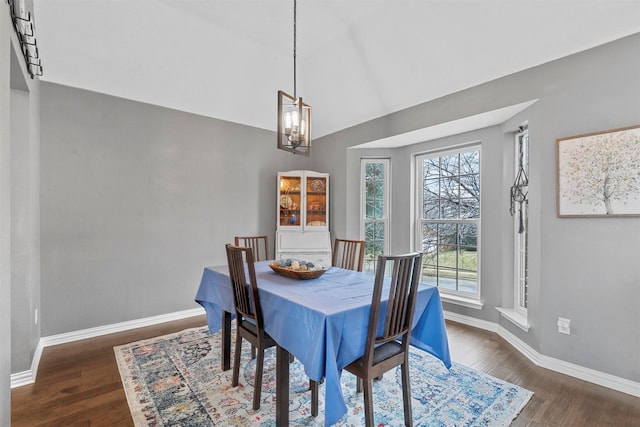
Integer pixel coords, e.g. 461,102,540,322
293,0,297,98
277,0,310,156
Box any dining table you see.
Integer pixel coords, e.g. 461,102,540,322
195,260,451,426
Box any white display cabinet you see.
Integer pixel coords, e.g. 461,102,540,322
276,170,331,266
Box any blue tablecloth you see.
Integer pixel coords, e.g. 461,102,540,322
195,261,451,426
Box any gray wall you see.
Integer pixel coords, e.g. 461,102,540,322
314,33,640,382
10,84,40,374
1,8,12,424
39,83,311,336
3,1,41,423
5,23,638,421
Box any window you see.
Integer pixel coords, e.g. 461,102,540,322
416,146,480,296
512,128,529,315
360,159,390,274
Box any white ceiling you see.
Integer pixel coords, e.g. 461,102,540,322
33,0,640,140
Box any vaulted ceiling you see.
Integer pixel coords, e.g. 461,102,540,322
33,0,640,140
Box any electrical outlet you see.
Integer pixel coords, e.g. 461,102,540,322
557,317,570,335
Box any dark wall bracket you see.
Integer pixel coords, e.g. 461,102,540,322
6,0,43,79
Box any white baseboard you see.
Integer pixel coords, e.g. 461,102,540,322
10,307,205,389
9,370,34,389
13,307,640,399
444,310,498,333
444,310,640,398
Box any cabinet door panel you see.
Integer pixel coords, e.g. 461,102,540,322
305,176,327,227
278,175,302,228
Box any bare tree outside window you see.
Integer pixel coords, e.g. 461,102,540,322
418,147,480,294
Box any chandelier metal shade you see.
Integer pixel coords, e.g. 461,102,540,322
277,0,311,156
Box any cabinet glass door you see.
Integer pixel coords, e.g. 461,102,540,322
305,176,327,227
279,175,302,227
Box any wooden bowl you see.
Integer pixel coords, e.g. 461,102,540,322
269,262,327,280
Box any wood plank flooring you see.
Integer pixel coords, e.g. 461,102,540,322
11,315,640,426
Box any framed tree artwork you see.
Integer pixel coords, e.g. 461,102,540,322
556,125,640,217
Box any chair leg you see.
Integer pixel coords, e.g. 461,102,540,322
232,333,242,387
253,347,265,410
251,345,256,359
401,362,413,427
310,380,319,417
356,377,362,393
362,378,374,427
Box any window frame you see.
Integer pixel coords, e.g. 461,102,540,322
513,128,529,318
360,158,390,274
415,143,481,300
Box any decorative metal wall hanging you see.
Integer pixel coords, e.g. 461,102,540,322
510,127,529,233
6,0,43,78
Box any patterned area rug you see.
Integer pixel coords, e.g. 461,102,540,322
114,326,533,426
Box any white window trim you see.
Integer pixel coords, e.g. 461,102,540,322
496,307,530,332
514,211,528,318
514,129,529,318
414,143,482,300
360,158,390,272
498,127,530,332
441,293,484,310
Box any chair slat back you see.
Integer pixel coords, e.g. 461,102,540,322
364,252,423,366
225,244,264,329
332,238,365,271
234,235,269,261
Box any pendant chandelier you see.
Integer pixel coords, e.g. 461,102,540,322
277,0,311,156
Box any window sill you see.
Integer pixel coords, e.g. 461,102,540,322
440,293,484,310
496,307,530,332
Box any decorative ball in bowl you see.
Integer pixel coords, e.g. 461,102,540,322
270,259,327,280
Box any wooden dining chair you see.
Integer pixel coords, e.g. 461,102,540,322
233,236,270,360
234,235,270,261
332,238,365,271
343,252,423,427
225,243,318,414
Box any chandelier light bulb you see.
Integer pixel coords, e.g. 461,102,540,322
299,117,306,136
283,110,293,135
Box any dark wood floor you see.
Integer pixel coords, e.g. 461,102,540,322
11,315,640,426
